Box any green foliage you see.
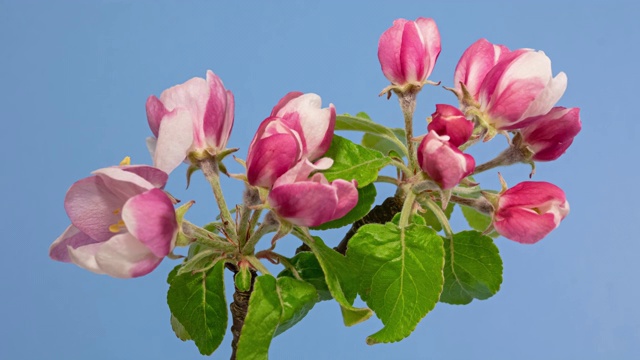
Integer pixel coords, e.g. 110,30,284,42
170,314,191,341
440,231,503,305
311,183,377,230
347,222,444,344
167,261,227,355
322,135,391,187
302,235,373,326
235,275,318,359
361,127,407,157
460,205,499,238
278,252,332,301
335,112,408,157
420,202,455,232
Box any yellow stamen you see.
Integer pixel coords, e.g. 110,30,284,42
108,220,126,233
119,156,131,166
112,209,120,215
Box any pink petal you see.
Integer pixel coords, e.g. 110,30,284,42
499,182,566,209
271,92,304,116
520,71,567,122
50,225,101,263
67,242,106,275
153,109,194,174
415,17,440,79
378,19,408,84
247,132,301,188
146,96,169,138
454,39,505,99
94,233,164,278
65,176,124,242
521,107,581,161
202,70,234,151
399,20,426,84
121,165,168,189
92,166,155,198
329,179,359,220
269,182,339,227
494,207,558,244
122,188,177,258
273,158,334,187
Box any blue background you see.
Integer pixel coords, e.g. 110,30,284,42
1,1,638,359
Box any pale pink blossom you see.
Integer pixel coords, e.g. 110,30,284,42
49,165,177,278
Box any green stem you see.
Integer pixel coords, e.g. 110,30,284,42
376,175,400,186
242,223,277,255
397,90,419,173
398,190,417,229
181,221,237,252
245,255,272,275
200,158,237,240
418,196,454,240
391,158,413,177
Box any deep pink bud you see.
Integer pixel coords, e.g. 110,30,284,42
493,181,569,244
146,70,234,174
246,93,336,188
49,165,177,278
519,107,581,161
378,17,441,87
417,130,475,190
428,104,474,147
268,159,358,227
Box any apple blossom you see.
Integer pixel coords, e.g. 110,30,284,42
267,158,358,227
427,104,474,147
417,130,475,190
246,92,335,188
520,107,581,161
378,17,441,89
146,70,234,174
49,164,178,278
493,181,569,244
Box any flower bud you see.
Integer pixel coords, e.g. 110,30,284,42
417,130,475,190
493,181,569,244
146,70,234,174
268,159,358,227
428,104,474,147
246,92,335,188
519,107,581,161
378,17,441,88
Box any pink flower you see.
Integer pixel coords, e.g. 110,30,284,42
246,92,336,188
268,159,358,227
49,165,178,278
454,39,567,130
493,181,569,244
417,130,475,190
427,104,474,147
378,17,441,88
520,107,581,161
146,70,234,174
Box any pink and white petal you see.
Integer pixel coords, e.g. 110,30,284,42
271,91,304,116
520,71,567,121
67,242,106,275
121,165,168,189
273,158,333,187
65,176,123,242
92,166,155,199
454,39,500,97
378,19,407,84
247,133,301,188
146,96,169,137
146,136,157,161
122,188,177,258
399,20,426,83
94,233,163,278
269,182,338,227
202,71,234,151
494,208,558,244
499,182,566,208
415,17,440,77
50,225,101,263
330,179,359,220
158,76,209,119
153,109,194,174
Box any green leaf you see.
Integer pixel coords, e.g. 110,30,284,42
335,113,408,157
322,135,391,188
440,231,503,305
236,276,318,359
170,314,191,341
311,183,377,230
421,202,455,232
302,236,373,326
460,205,499,238
361,128,407,157
347,222,444,344
167,261,227,356
236,275,281,360
278,252,332,301
274,277,318,336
